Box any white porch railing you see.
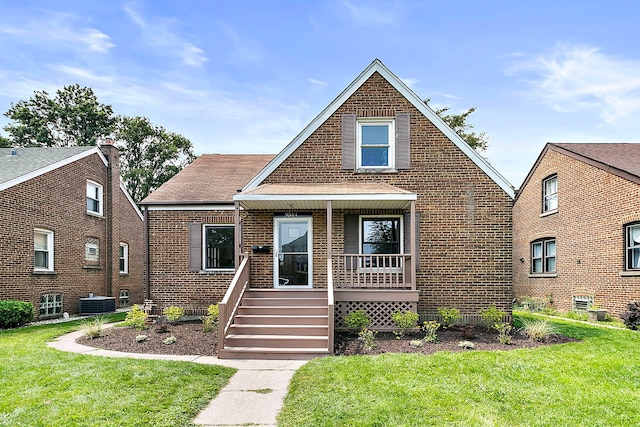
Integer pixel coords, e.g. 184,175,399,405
327,258,335,353
334,254,414,289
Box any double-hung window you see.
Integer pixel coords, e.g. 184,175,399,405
531,238,556,274
203,225,234,270
119,243,129,274
357,119,395,169
542,175,558,213
34,229,54,271
86,180,103,216
625,223,640,270
361,216,402,268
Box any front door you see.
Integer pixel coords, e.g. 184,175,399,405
274,216,312,288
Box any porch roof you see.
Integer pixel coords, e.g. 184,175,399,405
233,182,416,210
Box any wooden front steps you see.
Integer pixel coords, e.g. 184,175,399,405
218,289,332,359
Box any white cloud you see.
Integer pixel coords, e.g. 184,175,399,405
52,65,114,84
506,43,640,123
336,1,396,26
400,77,419,88
309,78,328,87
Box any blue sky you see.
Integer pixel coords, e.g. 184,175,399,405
2,1,640,188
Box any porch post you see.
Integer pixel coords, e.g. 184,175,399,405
326,200,332,261
234,200,241,268
410,199,416,290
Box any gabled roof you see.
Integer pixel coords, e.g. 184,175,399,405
242,59,515,198
517,143,640,200
141,154,274,205
0,146,106,191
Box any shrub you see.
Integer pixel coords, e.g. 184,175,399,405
162,306,184,324
163,336,176,345
479,304,506,328
520,319,557,341
410,339,423,348
421,320,440,343
621,301,640,330
0,300,34,329
202,303,220,333
458,340,475,349
81,315,108,339
565,311,589,321
123,305,148,330
391,310,419,339
495,322,513,345
358,328,377,351
344,310,370,333
135,335,148,342
437,307,462,329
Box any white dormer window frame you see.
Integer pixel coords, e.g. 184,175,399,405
356,118,395,170
86,180,104,216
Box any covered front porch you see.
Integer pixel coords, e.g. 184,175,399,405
217,182,419,359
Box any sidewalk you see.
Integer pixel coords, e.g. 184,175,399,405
49,329,307,427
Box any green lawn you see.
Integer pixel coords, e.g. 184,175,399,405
279,313,640,427
0,315,235,427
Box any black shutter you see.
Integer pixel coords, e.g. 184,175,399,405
342,114,356,169
404,212,420,270
396,112,410,169
344,214,359,270
189,223,201,271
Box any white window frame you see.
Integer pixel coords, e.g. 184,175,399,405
356,118,395,169
359,215,403,271
85,241,99,262
40,293,63,317
119,242,129,274
542,175,558,213
202,224,235,271
34,228,54,272
86,180,104,216
531,238,556,274
625,223,640,270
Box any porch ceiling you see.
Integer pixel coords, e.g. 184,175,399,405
233,182,416,210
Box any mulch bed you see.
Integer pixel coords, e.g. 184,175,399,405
77,321,578,357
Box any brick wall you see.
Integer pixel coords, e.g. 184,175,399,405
0,151,144,317
514,148,640,317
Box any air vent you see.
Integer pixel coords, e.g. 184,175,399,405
572,295,593,312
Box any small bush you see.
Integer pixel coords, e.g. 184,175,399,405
391,310,419,339
420,320,440,343
458,340,475,349
162,306,184,324
135,335,148,342
202,303,220,333
495,322,513,345
344,310,370,333
163,336,176,345
479,304,506,328
410,339,423,348
0,300,35,329
521,319,557,341
621,301,640,330
358,328,377,351
437,307,462,329
81,315,108,339
123,305,148,331
565,311,589,321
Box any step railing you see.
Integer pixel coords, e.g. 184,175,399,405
334,254,413,289
218,252,250,350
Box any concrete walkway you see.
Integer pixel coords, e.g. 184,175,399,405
48,329,307,427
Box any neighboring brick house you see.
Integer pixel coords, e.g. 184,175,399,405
514,143,640,317
0,143,144,318
142,60,514,358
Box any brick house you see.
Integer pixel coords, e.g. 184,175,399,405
0,143,144,319
514,143,640,317
142,59,514,358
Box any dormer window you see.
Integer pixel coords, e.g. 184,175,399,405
357,119,395,169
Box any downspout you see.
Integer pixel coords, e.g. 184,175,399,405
144,205,151,299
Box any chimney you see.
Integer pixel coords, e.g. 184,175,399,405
99,138,121,298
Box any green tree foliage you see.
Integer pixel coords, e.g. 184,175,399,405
115,116,195,203
2,85,195,202
3,84,115,147
426,99,489,151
